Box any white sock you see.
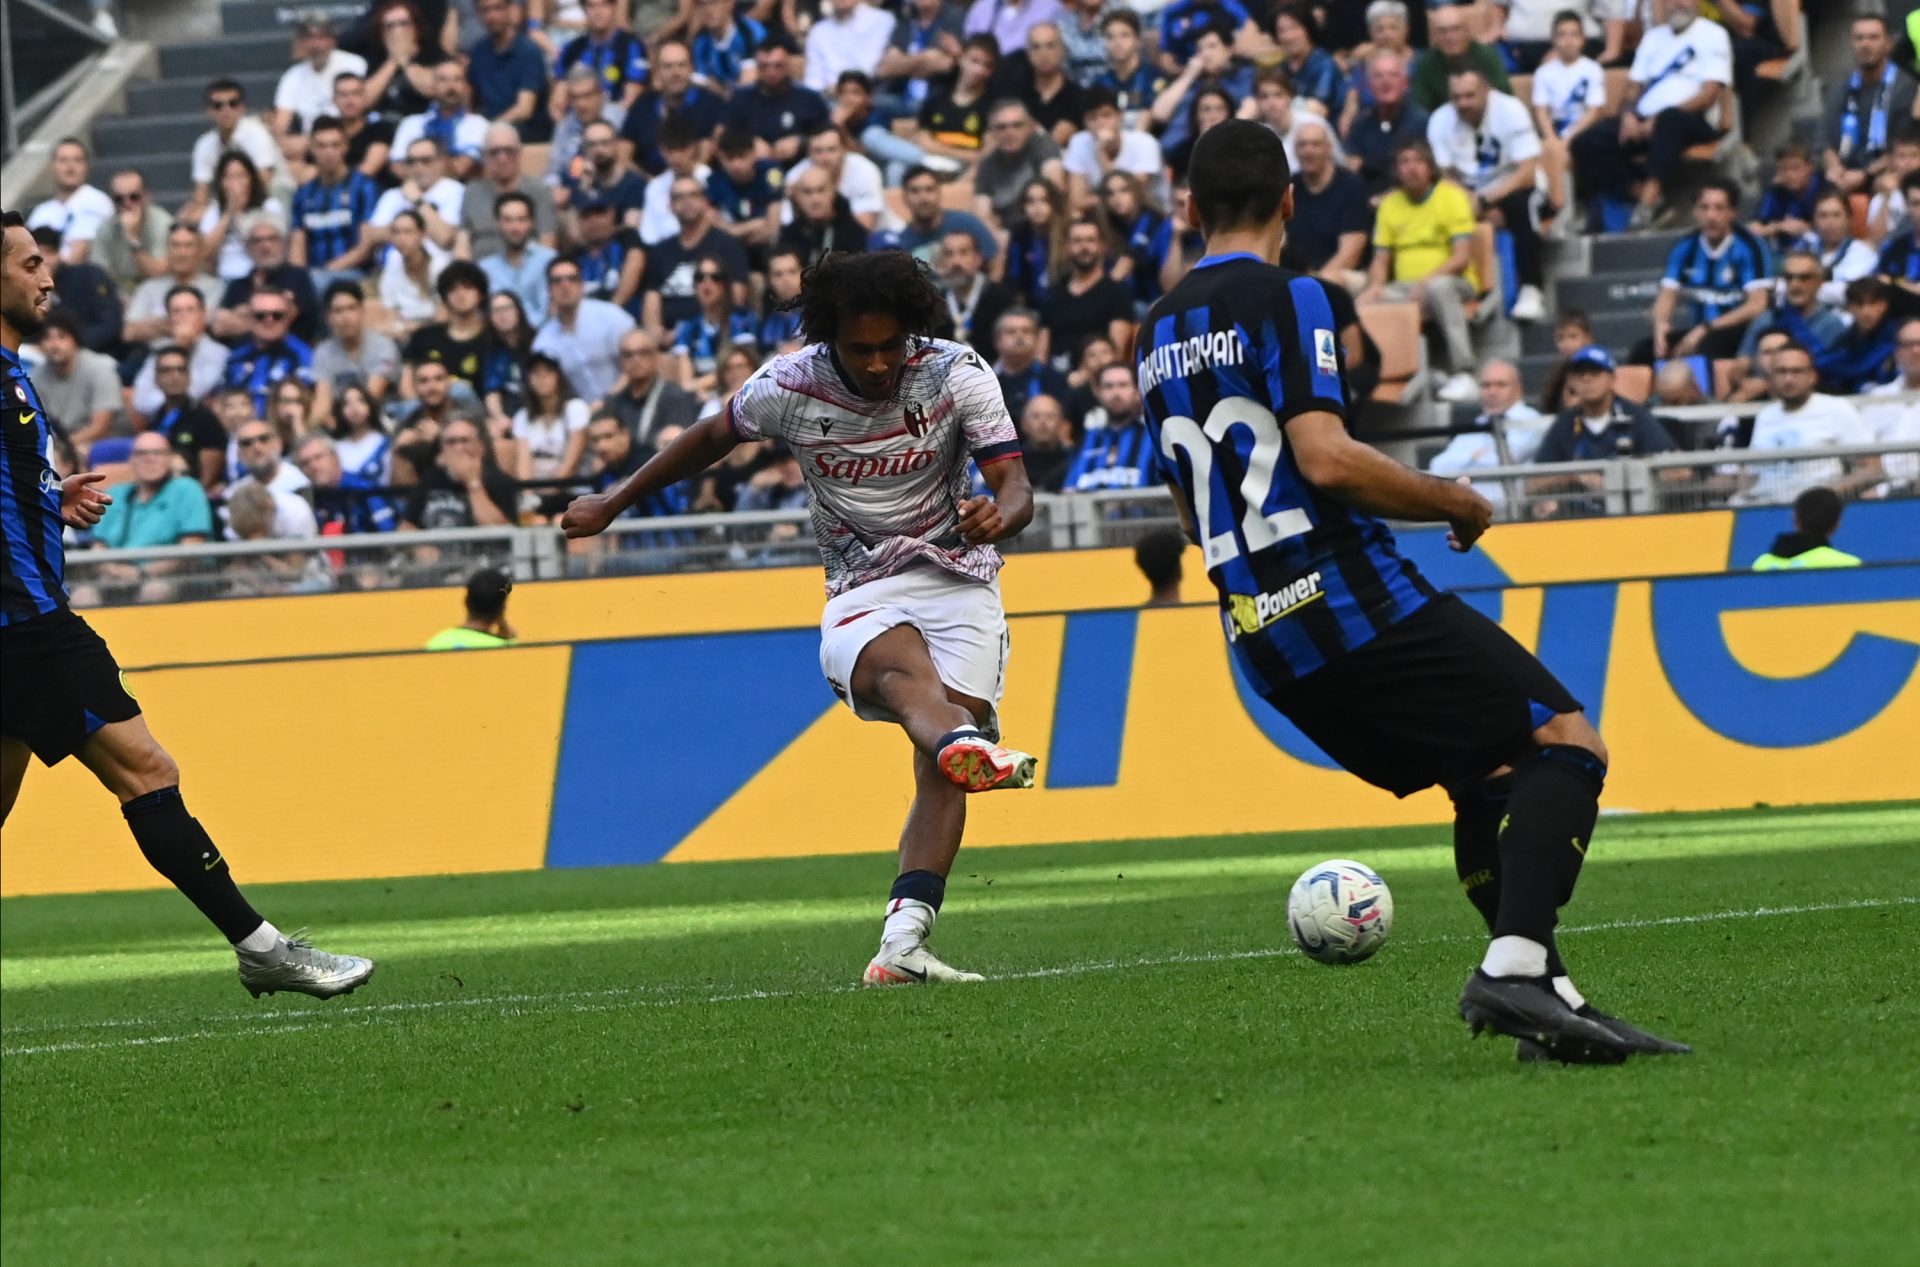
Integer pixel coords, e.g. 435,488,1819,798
880,898,935,950
234,921,282,954
1552,974,1587,1011
1481,935,1549,978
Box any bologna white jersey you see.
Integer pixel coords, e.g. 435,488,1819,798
727,337,1024,598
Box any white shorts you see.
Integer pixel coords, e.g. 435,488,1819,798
819,566,1009,737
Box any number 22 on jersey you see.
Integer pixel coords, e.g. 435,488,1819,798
1157,397,1311,569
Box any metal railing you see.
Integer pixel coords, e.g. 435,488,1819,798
58,443,1920,607
0,0,110,159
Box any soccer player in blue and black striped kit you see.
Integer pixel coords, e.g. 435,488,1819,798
0,210,373,1001
1137,124,1688,1063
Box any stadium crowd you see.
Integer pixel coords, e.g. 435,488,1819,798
15,0,1920,598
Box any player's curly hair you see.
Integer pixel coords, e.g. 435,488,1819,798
787,250,944,346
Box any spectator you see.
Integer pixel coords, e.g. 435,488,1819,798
424,567,517,648
124,224,224,344
511,350,591,482
330,72,399,187
1427,357,1546,513
313,280,401,399
726,39,832,166
780,125,886,234
1726,327,1793,405
1272,6,1347,119
1134,526,1186,606
757,247,807,350
569,118,651,229
401,416,520,528
392,62,491,182
1152,29,1254,169
1749,142,1824,254
274,18,368,158
1751,487,1864,571
637,180,747,332
1040,215,1134,373
1094,12,1165,127
199,152,288,283
1867,128,1920,244
622,38,727,176
1527,9,1605,213
1571,0,1729,229
733,449,810,521
92,171,171,297
1824,15,1915,198
373,136,465,250
459,123,560,259
546,66,630,195
806,0,896,94
1539,308,1594,413
872,166,997,264
1065,363,1157,492
328,381,395,484
687,0,768,94
1010,394,1070,492
937,228,1015,356
26,138,114,265
534,254,636,402
291,118,384,285
584,411,685,519
268,376,323,444
296,430,399,535
392,360,463,475
223,288,315,419
361,0,448,120
1730,340,1878,505
993,307,1069,418
1876,170,1920,302
188,80,282,221
1529,346,1676,516
973,100,1067,227
878,0,967,122
1003,178,1066,306
552,0,649,119
466,0,547,131
1413,6,1513,112
1286,117,1370,290
1157,0,1252,67
477,192,559,325
85,432,215,603
1815,277,1900,397
1063,87,1165,210
29,227,122,354
1428,68,1547,321
572,195,645,308
965,0,1066,56
1345,3,1415,125
1802,189,1879,310
777,167,870,265
1014,23,1087,148
1361,140,1482,404
1098,171,1168,304
213,220,320,344
908,34,1000,164
1346,50,1429,194
1059,331,1115,427
227,417,321,538
1733,249,1847,382
141,345,229,488
1490,0,1595,76
485,289,535,417
669,263,757,394
1862,316,1920,495
129,286,230,422
379,209,452,334
637,117,713,243
1635,180,1771,366
403,260,495,396
1248,68,1348,176
1651,358,1709,409
1055,0,1109,87
32,310,122,446
599,328,701,443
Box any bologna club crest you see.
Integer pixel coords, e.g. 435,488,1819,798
904,401,929,437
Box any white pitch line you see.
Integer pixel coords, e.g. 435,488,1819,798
4,895,1914,1059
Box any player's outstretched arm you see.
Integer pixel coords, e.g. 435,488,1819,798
560,413,740,539
958,457,1033,544
1286,411,1494,552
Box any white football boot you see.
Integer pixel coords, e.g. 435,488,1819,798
863,942,985,986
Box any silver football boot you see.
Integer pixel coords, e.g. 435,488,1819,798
237,930,376,999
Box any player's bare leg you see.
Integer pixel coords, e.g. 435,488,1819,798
75,716,374,999
1,736,30,823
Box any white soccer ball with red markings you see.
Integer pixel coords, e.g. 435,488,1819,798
1287,860,1394,964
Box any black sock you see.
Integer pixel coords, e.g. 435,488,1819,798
123,787,264,943
1453,775,1570,977
889,869,946,912
1493,746,1606,947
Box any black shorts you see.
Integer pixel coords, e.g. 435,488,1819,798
1263,593,1583,799
0,607,141,766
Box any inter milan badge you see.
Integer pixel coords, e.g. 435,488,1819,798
13,385,25,403
904,401,928,437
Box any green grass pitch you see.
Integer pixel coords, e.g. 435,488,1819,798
4,803,1917,1266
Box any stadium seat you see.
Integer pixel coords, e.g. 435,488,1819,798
90,462,132,488
1614,364,1653,403
88,436,133,467
1358,302,1426,404
1754,0,1807,84
520,144,550,180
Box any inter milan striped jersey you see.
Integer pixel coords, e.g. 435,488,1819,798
1137,254,1434,689
291,171,381,267
1,347,67,625
1661,227,1773,324
727,337,1022,598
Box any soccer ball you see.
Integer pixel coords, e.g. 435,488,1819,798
1287,860,1394,964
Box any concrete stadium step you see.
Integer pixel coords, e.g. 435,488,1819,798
1555,272,1665,316
127,71,282,117
1519,352,1563,393
1582,230,1688,273
160,32,299,81
93,113,213,159
221,0,364,37
1523,309,1648,357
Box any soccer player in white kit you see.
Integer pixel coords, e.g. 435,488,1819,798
563,251,1038,984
